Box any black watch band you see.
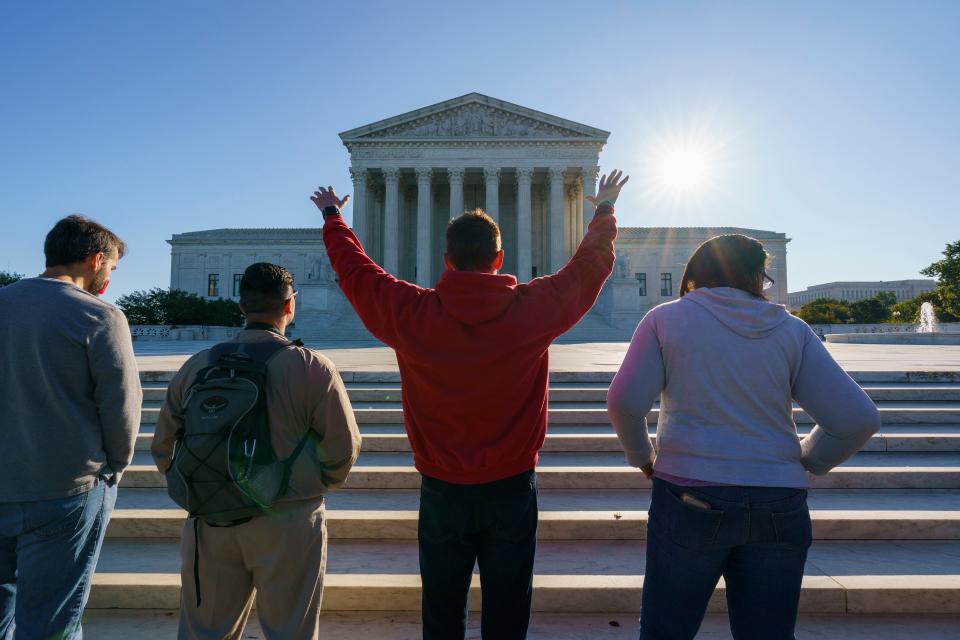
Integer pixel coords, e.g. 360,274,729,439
322,205,341,219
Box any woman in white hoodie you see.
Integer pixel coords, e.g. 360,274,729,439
607,234,880,640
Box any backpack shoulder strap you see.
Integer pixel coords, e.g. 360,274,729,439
239,338,302,366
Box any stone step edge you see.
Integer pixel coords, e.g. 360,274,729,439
105,509,960,541
137,371,960,384
131,431,960,454
86,573,960,614
119,466,960,491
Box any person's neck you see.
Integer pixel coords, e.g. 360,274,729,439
244,318,287,334
40,268,85,290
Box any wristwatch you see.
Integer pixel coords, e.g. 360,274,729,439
322,205,341,219
595,202,615,216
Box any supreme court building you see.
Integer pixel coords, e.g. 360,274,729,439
169,94,789,342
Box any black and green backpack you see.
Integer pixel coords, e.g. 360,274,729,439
166,339,310,525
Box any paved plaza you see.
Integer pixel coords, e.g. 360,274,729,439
135,340,960,374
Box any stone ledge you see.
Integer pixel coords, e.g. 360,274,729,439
87,574,959,614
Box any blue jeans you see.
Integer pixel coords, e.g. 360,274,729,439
418,470,538,640
0,480,117,640
640,478,812,640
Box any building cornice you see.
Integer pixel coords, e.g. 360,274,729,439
339,92,610,143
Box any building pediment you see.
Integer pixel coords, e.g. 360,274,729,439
340,93,609,144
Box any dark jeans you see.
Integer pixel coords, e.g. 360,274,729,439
0,480,117,640
418,470,538,640
640,478,812,640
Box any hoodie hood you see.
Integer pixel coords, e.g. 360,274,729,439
434,269,519,326
684,287,790,339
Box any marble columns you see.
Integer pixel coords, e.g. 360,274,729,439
382,168,401,275
581,166,599,240
515,168,533,282
415,168,433,286
484,167,500,223
548,167,566,273
448,167,465,218
349,168,368,248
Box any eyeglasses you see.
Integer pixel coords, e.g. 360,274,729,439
761,272,775,291
287,290,299,302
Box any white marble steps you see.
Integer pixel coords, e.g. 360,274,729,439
106,488,960,541
136,402,960,426
86,539,960,613
139,382,960,403
138,370,960,384
119,451,960,490
131,424,960,455
77,610,960,640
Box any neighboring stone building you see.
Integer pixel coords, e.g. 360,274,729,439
788,279,935,309
168,93,790,341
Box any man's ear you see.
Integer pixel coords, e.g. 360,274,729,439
444,253,454,271
492,250,504,271
86,252,105,272
284,296,295,316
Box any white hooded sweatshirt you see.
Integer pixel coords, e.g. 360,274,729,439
607,287,880,487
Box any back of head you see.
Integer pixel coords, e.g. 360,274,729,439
239,263,295,316
680,234,769,298
445,209,501,271
44,215,126,267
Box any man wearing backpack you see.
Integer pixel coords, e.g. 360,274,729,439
311,169,627,640
151,262,361,639
0,215,141,638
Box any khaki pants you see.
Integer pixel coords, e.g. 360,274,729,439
178,501,327,640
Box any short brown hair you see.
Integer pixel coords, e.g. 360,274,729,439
44,215,127,267
680,234,770,298
445,209,501,271
239,263,295,314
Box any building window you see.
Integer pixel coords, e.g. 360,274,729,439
636,272,647,296
660,273,673,297
208,274,220,297
233,273,242,297
532,266,538,277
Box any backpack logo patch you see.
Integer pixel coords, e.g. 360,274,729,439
201,396,229,414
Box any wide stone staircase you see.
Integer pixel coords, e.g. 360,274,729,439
87,368,960,636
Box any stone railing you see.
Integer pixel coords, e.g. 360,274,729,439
808,322,960,335
130,325,241,341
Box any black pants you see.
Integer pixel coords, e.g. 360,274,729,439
418,470,538,640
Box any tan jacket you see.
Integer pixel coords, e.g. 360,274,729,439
152,330,361,503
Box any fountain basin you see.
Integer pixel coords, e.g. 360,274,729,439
826,332,960,345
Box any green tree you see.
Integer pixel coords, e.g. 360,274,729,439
921,239,960,319
0,271,24,287
890,290,958,324
797,298,853,324
849,291,896,324
117,289,243,326
115,288,168,324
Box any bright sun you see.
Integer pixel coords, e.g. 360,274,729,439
640,118,731,206
657,146,710,193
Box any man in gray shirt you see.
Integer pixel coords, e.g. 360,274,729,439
0,215,142,639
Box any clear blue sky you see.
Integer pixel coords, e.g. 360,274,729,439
1,1,958,301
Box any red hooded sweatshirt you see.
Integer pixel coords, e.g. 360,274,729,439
323,208,617,484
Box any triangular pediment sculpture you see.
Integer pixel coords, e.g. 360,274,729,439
340,93,609,142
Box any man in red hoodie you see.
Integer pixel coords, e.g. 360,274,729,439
311,169,627,640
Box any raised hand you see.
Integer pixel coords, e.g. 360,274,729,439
585,169,629,207
310,185,351,212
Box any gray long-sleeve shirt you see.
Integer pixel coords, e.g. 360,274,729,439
0,278,142,501
608,287,881,487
